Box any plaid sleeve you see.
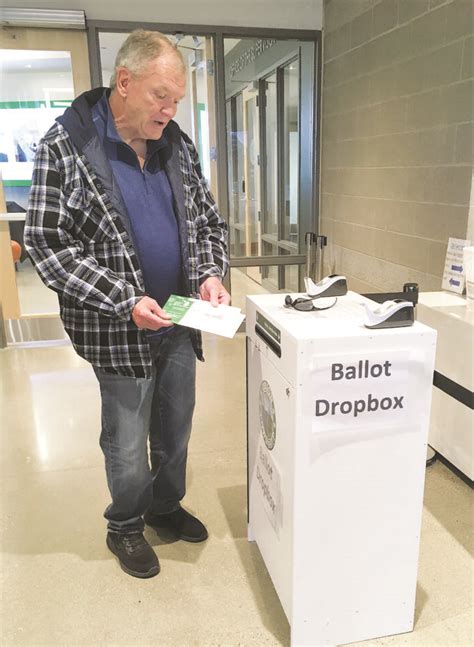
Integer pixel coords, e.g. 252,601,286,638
183,137,229,284
24,140,144,321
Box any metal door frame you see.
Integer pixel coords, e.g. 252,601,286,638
87,22,322,287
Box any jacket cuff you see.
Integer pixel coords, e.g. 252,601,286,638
115,288,147,321
198,267,225,285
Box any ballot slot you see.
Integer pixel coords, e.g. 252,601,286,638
255,324,281,358
255,311,282,358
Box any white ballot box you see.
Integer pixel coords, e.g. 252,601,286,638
246,292,437,647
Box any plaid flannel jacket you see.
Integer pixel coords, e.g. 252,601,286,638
24,89,228,378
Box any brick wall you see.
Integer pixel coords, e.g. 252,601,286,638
321,0,473,293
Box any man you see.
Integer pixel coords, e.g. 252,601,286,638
25,30,230,579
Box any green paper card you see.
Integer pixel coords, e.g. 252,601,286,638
163,295,195,323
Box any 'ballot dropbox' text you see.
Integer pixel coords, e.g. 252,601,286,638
315,359,406,419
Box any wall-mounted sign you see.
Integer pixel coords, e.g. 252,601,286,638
442,237,471,294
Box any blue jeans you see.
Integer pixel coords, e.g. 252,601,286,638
93,327,196,533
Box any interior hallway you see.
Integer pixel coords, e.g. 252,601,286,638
0,327,472,646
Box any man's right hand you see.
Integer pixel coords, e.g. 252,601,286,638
131,296,173,331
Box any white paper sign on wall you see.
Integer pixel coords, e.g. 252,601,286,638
442,237,471,294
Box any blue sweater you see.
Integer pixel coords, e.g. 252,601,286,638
91,92,182,328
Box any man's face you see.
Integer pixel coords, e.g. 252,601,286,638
117,54,187,140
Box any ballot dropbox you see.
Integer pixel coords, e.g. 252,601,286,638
246,292,437,647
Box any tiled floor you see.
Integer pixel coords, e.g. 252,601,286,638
1,271,473,646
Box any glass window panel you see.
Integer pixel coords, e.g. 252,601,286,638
0,48,74,316
235,94,245,227
245,94,259,257
260,248,300,293
226,93,246,257
282,59,299,246
283,262,300,292
263,73,277,238
0,49,74,210
230,264,301,313
226,99,235,228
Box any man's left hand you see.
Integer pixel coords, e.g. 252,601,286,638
200,277,231,307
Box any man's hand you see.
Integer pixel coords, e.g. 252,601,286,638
200,277,231,307
131,296,173,331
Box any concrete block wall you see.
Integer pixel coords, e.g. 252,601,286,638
321,0,473,293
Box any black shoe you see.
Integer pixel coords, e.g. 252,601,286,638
144,507,208,543
106,532,160,578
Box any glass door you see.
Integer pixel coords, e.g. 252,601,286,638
260,63,301,291
226,93,246,258
242,88,261,284
0,27,90,345
223,36,316,299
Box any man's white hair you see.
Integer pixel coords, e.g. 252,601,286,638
110,29,185,88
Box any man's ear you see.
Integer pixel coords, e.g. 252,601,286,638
115,67,132,97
